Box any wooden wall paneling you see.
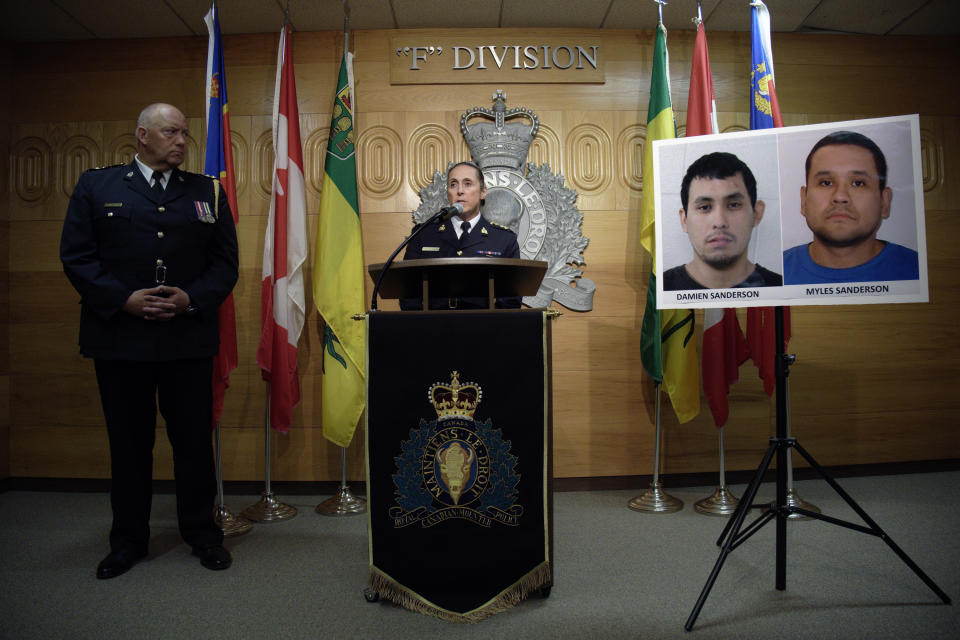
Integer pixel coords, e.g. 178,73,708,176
5,29,960,484
355,112,409,213
562,110,616,212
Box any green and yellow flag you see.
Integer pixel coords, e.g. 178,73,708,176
313,49,366,446
639,23,700,423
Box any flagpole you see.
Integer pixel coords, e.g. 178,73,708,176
694,428,739,515
783,378,819,519
242,385,297,522
629,383,683,513
214,420,252,535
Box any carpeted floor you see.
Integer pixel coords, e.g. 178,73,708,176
1,471,957,639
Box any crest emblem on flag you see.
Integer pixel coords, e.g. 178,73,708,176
751,60,774,117
329,87,355,158
390,371,523,528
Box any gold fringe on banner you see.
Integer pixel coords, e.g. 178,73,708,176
369,562,552,623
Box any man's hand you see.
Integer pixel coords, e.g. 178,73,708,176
123,286,191,321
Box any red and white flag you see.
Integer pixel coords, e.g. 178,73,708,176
686,20,750,427
256,23,307,432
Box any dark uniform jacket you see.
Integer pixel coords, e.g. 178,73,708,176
60,162,239,361
400,216,521,309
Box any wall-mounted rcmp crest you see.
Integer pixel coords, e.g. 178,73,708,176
413,90,595,311
390,371,523,528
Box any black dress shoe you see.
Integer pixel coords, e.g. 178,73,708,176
192,544,232,571
96,549,146,580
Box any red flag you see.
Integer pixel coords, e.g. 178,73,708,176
204,4,239,428
748,0,790,395
256,24,308,432
686,22,748,427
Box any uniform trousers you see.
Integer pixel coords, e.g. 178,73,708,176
94,357,222,554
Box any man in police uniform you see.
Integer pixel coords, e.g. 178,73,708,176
401,161,520,309
60,103,239,579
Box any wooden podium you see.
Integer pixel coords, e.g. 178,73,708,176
364,257,554,621
368,257,547,309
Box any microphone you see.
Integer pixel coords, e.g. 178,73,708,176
369,202,464,310
434,202,464,221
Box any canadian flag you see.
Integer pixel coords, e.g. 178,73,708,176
686,21,749,427
256,23,307,432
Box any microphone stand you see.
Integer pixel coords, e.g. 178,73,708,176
370,205,460,310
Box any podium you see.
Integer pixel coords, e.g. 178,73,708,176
368,257,547,309
364,257,554,621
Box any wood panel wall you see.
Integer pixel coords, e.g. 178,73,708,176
4,29,959,483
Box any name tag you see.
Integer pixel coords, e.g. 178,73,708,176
422,246,440,252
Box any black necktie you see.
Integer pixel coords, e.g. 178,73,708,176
151,170,164,194
460,221,471,244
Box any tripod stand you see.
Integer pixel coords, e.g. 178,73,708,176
685,307,951,631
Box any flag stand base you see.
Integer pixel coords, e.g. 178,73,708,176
693,486,739,516
316,484,366,516
242,491,297,523
628,481,683,513
684,307,951,630
215,505,252,536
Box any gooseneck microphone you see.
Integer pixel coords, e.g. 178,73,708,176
370,203,465,310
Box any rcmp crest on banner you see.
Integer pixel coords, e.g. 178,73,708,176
412,90,595,311
390,371,523,528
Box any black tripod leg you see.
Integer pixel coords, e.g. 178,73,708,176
792,441,951,604
716,440,777,546
686,440,779,631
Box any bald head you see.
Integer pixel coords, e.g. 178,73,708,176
136,103,188,170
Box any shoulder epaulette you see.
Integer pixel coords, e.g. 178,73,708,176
87,164,124,172
487,221,512,231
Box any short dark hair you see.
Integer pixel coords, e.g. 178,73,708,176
680,152,758,211
804,130,887,191
448,161,485,190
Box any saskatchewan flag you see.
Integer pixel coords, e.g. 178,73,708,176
313,49,366,447
639,23,700,423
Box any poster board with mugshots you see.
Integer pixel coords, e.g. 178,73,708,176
653,114,928,309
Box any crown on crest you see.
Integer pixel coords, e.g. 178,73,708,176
460,90,539,170
428,371,482,420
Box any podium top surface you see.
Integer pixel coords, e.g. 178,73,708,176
368,257,547,299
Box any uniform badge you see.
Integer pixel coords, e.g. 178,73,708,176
475,250,502,256
438,224,446,231
194,201,216,223
422,247,440,252
481,227,488,235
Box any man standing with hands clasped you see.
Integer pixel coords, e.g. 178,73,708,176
60,103,238,579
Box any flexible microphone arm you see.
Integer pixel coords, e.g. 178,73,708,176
370,203,464,310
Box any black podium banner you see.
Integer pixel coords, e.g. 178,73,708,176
366,310,551,621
